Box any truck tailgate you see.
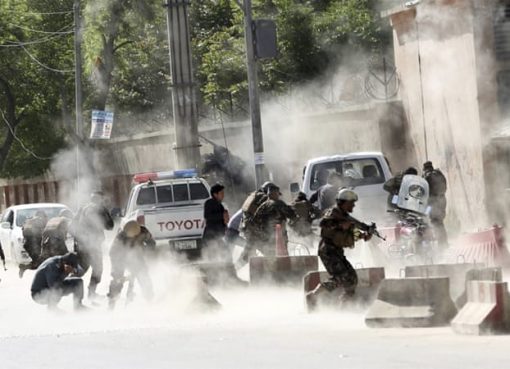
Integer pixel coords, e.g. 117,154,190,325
144,204,205,240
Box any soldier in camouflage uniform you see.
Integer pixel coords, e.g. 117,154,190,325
236,182,272,267
290,192,321,237
306,189,372,309
107,221,155,309
250,184,297,256
40,209,74,262
19,210,48,278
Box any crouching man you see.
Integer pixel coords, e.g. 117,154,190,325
31,252,87,311
107,221,155,309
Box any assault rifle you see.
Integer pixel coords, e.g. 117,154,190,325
345,214,386,241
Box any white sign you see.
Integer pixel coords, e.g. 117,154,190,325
254,152,265,165
90,110,114,139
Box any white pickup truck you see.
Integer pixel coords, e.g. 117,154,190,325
290,151,393,223
122,169,210,259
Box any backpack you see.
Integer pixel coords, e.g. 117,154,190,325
241,191,267,218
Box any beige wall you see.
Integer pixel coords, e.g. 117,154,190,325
390,0,491,231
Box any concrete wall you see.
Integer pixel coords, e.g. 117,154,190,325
388,0,495,231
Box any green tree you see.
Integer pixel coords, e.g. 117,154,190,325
0,0,71,178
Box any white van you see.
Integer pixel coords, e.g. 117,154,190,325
290,152,392,223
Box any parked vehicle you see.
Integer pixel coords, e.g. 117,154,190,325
121,169,211,259
0,203,72,265
290,151,393,222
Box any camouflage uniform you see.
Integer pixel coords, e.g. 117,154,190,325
290,196,321,237
107,226,155,309
251,198,297,256
237,190,268,264
40,217,70,261
317,206,358,296
19,214,48,276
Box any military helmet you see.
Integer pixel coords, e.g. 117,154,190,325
336,188,358,202
123,220,141,238
265,183,281,195
260,181,275,192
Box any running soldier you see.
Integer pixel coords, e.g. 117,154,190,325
306,189,372,310
290,192,321,237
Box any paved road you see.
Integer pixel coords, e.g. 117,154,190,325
1,261,509,369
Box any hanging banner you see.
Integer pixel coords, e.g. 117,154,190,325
90,110,114,139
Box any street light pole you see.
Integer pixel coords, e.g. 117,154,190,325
242,0,267,189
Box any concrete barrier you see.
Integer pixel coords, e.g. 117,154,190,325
188,262,247,287
452,281,510,335
249,255,318,285
303,267,385,311
456,267,503,308
365,277,457,328
405,263,483,308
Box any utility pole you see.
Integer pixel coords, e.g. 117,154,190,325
73,0,83,206
241,0,267,188
164,0,201,170
73,0,83,140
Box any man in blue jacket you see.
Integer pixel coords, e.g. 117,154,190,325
31,252,87,311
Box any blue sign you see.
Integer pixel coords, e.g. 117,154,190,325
90,110,114,139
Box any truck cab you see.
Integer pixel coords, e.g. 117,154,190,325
291,152,392,223
122,169,210,259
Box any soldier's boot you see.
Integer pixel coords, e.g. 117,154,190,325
305,284,328,313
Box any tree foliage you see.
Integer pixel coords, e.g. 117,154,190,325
0,0,387,179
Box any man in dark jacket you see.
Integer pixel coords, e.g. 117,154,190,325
422,161,448,246
383,167,418,209
74,191,114,300
202,183,230,260
31,252,87,311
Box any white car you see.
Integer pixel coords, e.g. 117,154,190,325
0,203,71,265
290,151,393,223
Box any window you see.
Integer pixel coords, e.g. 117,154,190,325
494,3,510,61
15,207,65,227
156,185,173,203
190,183,209,200
136,187,156,205
173,184,189,202
310,158,385,190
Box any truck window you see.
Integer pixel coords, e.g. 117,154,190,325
190,183,209,200
136,187,156,205
310,158,385,190
156,185,173,203
173,184,189,202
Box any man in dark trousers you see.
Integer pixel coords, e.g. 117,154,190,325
306,189,372,310
31,252,87,311
202,183,229,260
422,161,448,247
74,191,114,300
